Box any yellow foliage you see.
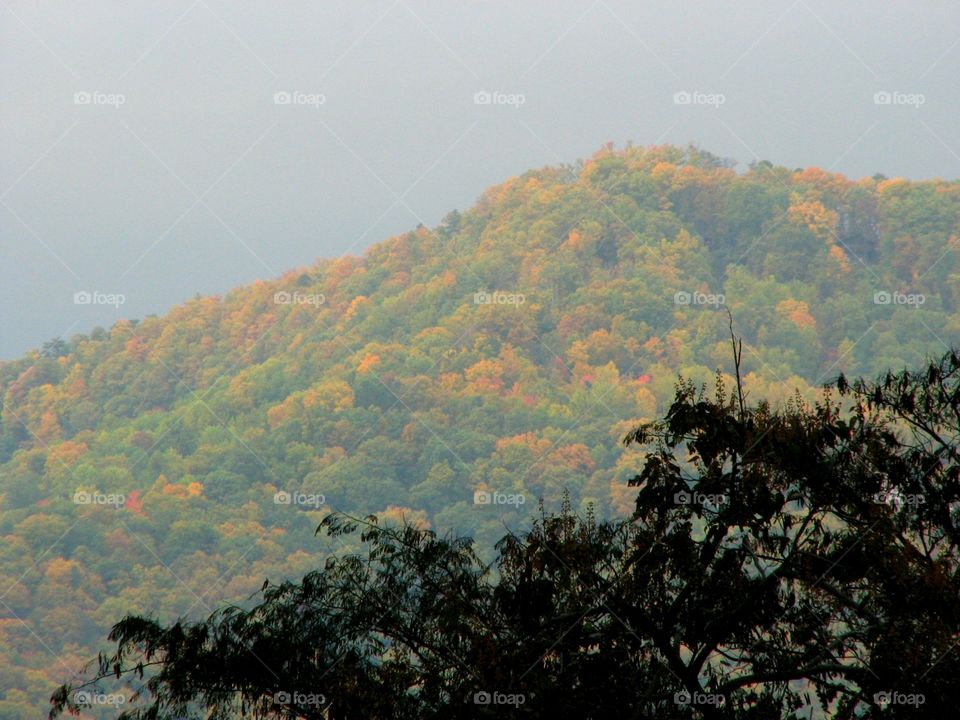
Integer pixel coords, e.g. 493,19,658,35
635,387,657,417
496,432,553,456
306,379,355,411
377,506,430,530
877,177,909,196
788,199,838,242
44,557,77,584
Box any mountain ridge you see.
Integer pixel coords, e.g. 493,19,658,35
1,143,959,715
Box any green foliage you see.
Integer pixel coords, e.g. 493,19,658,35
51,351,960,718
0,144,958,711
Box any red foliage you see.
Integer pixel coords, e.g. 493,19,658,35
125,490,145,515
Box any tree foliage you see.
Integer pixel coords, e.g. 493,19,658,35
51,350,960,718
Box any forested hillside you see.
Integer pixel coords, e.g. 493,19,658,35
2,144,959,715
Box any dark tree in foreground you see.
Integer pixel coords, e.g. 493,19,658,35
51,350,960,719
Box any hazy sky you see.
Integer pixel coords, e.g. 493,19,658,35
2,0,958,359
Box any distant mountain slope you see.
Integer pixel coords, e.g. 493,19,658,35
1,144,959,715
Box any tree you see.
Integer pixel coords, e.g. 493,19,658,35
51,348,960,719
40,337,70,359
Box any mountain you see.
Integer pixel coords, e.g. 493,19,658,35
1,144,959,716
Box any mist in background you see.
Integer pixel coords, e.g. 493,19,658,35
2,0,957,359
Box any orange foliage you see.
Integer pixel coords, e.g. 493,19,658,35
357,353,381,374
777,299,816,330
267,400,295,429
47,441,89,467
125,336,149,361
550,444,596,474
643,336,665,360
36,409,62,444
345,295,370,321
828,245,852,273
465,359,505,394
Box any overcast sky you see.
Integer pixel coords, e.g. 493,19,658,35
1,0,958,359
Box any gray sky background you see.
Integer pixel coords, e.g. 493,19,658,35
2,0,958,359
